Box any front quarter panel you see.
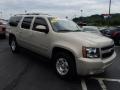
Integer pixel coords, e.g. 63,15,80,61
51,41,83,58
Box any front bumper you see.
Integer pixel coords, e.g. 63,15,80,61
75,52,116,75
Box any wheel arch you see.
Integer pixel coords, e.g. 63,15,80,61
52,47,75,59
9,33,16,45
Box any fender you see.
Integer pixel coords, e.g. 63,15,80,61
50,41,82,59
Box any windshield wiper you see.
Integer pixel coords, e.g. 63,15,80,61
57,30,73,32
73,30,81,32
57,29,81,32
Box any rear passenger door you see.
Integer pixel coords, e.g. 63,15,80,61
19,17,34,48
31,17,50,56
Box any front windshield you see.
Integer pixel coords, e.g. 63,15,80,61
48,17,81,32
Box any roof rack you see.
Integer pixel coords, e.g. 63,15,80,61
15,13,50,16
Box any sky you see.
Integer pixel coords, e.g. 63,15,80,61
0,0,120,19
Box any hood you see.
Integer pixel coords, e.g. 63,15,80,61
59,32,114,47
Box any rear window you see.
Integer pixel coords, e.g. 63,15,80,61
9,16,22,27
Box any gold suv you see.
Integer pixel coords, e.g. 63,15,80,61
8,13,116,79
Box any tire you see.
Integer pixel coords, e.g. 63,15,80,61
53,52,76,79
0,34,6,39
2,34,6,39
9,37,19,53
114,36,120,46
115,39,120,46
118,39,120,46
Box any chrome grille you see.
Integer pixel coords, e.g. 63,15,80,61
101,45,114,59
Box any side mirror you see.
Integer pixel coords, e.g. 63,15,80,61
35,25,49,33
36,25,46,30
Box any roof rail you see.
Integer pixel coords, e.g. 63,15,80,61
15,13,50,16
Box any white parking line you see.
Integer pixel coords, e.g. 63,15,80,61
81,77,120,90
81,79,88,90
92,77,120,90
98,79,107,90
93,78,120,83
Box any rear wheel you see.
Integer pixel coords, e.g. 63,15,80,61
115,39,120,46
2,34,6,39
0,34,6,39
53,52,76,79
9,37,19,53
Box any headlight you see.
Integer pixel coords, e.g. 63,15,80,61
82,47,100,58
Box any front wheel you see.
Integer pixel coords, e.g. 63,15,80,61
53,52,76,79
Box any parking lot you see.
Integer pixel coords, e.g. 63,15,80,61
0,38,120,90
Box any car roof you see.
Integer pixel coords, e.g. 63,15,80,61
14,13,55,18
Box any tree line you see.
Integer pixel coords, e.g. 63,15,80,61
73,13,120,26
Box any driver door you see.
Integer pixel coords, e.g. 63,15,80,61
30,17,51,57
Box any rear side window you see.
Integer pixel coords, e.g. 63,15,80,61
21,17,33,29
32,17,47,31
9,16,22,27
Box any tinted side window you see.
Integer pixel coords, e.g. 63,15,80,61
9,16,22,27
32,17,47,31
21,17,33,29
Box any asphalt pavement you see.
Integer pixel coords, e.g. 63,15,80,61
0,39,120,90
